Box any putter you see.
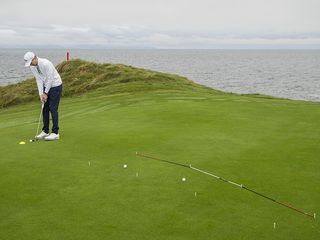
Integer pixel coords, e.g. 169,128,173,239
30,103,44,142
136,152,315,219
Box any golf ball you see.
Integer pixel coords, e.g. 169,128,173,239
29,139,33,142
182,177,186,182
123,164,127,168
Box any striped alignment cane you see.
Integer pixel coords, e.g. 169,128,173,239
136,152,315,219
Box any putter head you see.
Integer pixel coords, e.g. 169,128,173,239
30,138,38,142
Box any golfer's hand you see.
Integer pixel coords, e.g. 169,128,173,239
41,94,48,103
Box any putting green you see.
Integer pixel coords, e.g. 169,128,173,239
0,61,319,239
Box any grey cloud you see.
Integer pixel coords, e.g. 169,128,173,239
0,24,320,49
1,0,320,48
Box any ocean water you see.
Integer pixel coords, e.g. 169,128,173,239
1,49,320,101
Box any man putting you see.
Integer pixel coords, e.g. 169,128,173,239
24,52,62,141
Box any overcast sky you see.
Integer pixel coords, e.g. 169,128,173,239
1,0,320,49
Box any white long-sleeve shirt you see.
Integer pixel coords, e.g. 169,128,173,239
30,58,62,96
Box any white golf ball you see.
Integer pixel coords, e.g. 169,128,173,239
182,177,186,182
123,164,127,168
29,139,33,142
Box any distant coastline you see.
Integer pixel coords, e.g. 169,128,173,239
1,49,320,102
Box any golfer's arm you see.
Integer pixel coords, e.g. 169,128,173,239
44,64,55,94
32,69,44,96
36,78,44,96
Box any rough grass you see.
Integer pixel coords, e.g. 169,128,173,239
0,59,217,108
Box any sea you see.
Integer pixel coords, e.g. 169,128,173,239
1,49,320,102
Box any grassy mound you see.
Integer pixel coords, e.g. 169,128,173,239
0,60,319,239
0,59,216,108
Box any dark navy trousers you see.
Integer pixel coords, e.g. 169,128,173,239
42,85,62,134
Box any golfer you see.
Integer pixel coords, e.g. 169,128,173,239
24,52,62,141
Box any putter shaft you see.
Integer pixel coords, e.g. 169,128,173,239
35,103,44,138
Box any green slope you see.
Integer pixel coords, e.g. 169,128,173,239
0,59,217,108
0,60,319,240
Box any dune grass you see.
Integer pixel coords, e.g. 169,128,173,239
0,60,319,239
0,59,216,108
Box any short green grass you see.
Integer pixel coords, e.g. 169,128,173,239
0,60,319,239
